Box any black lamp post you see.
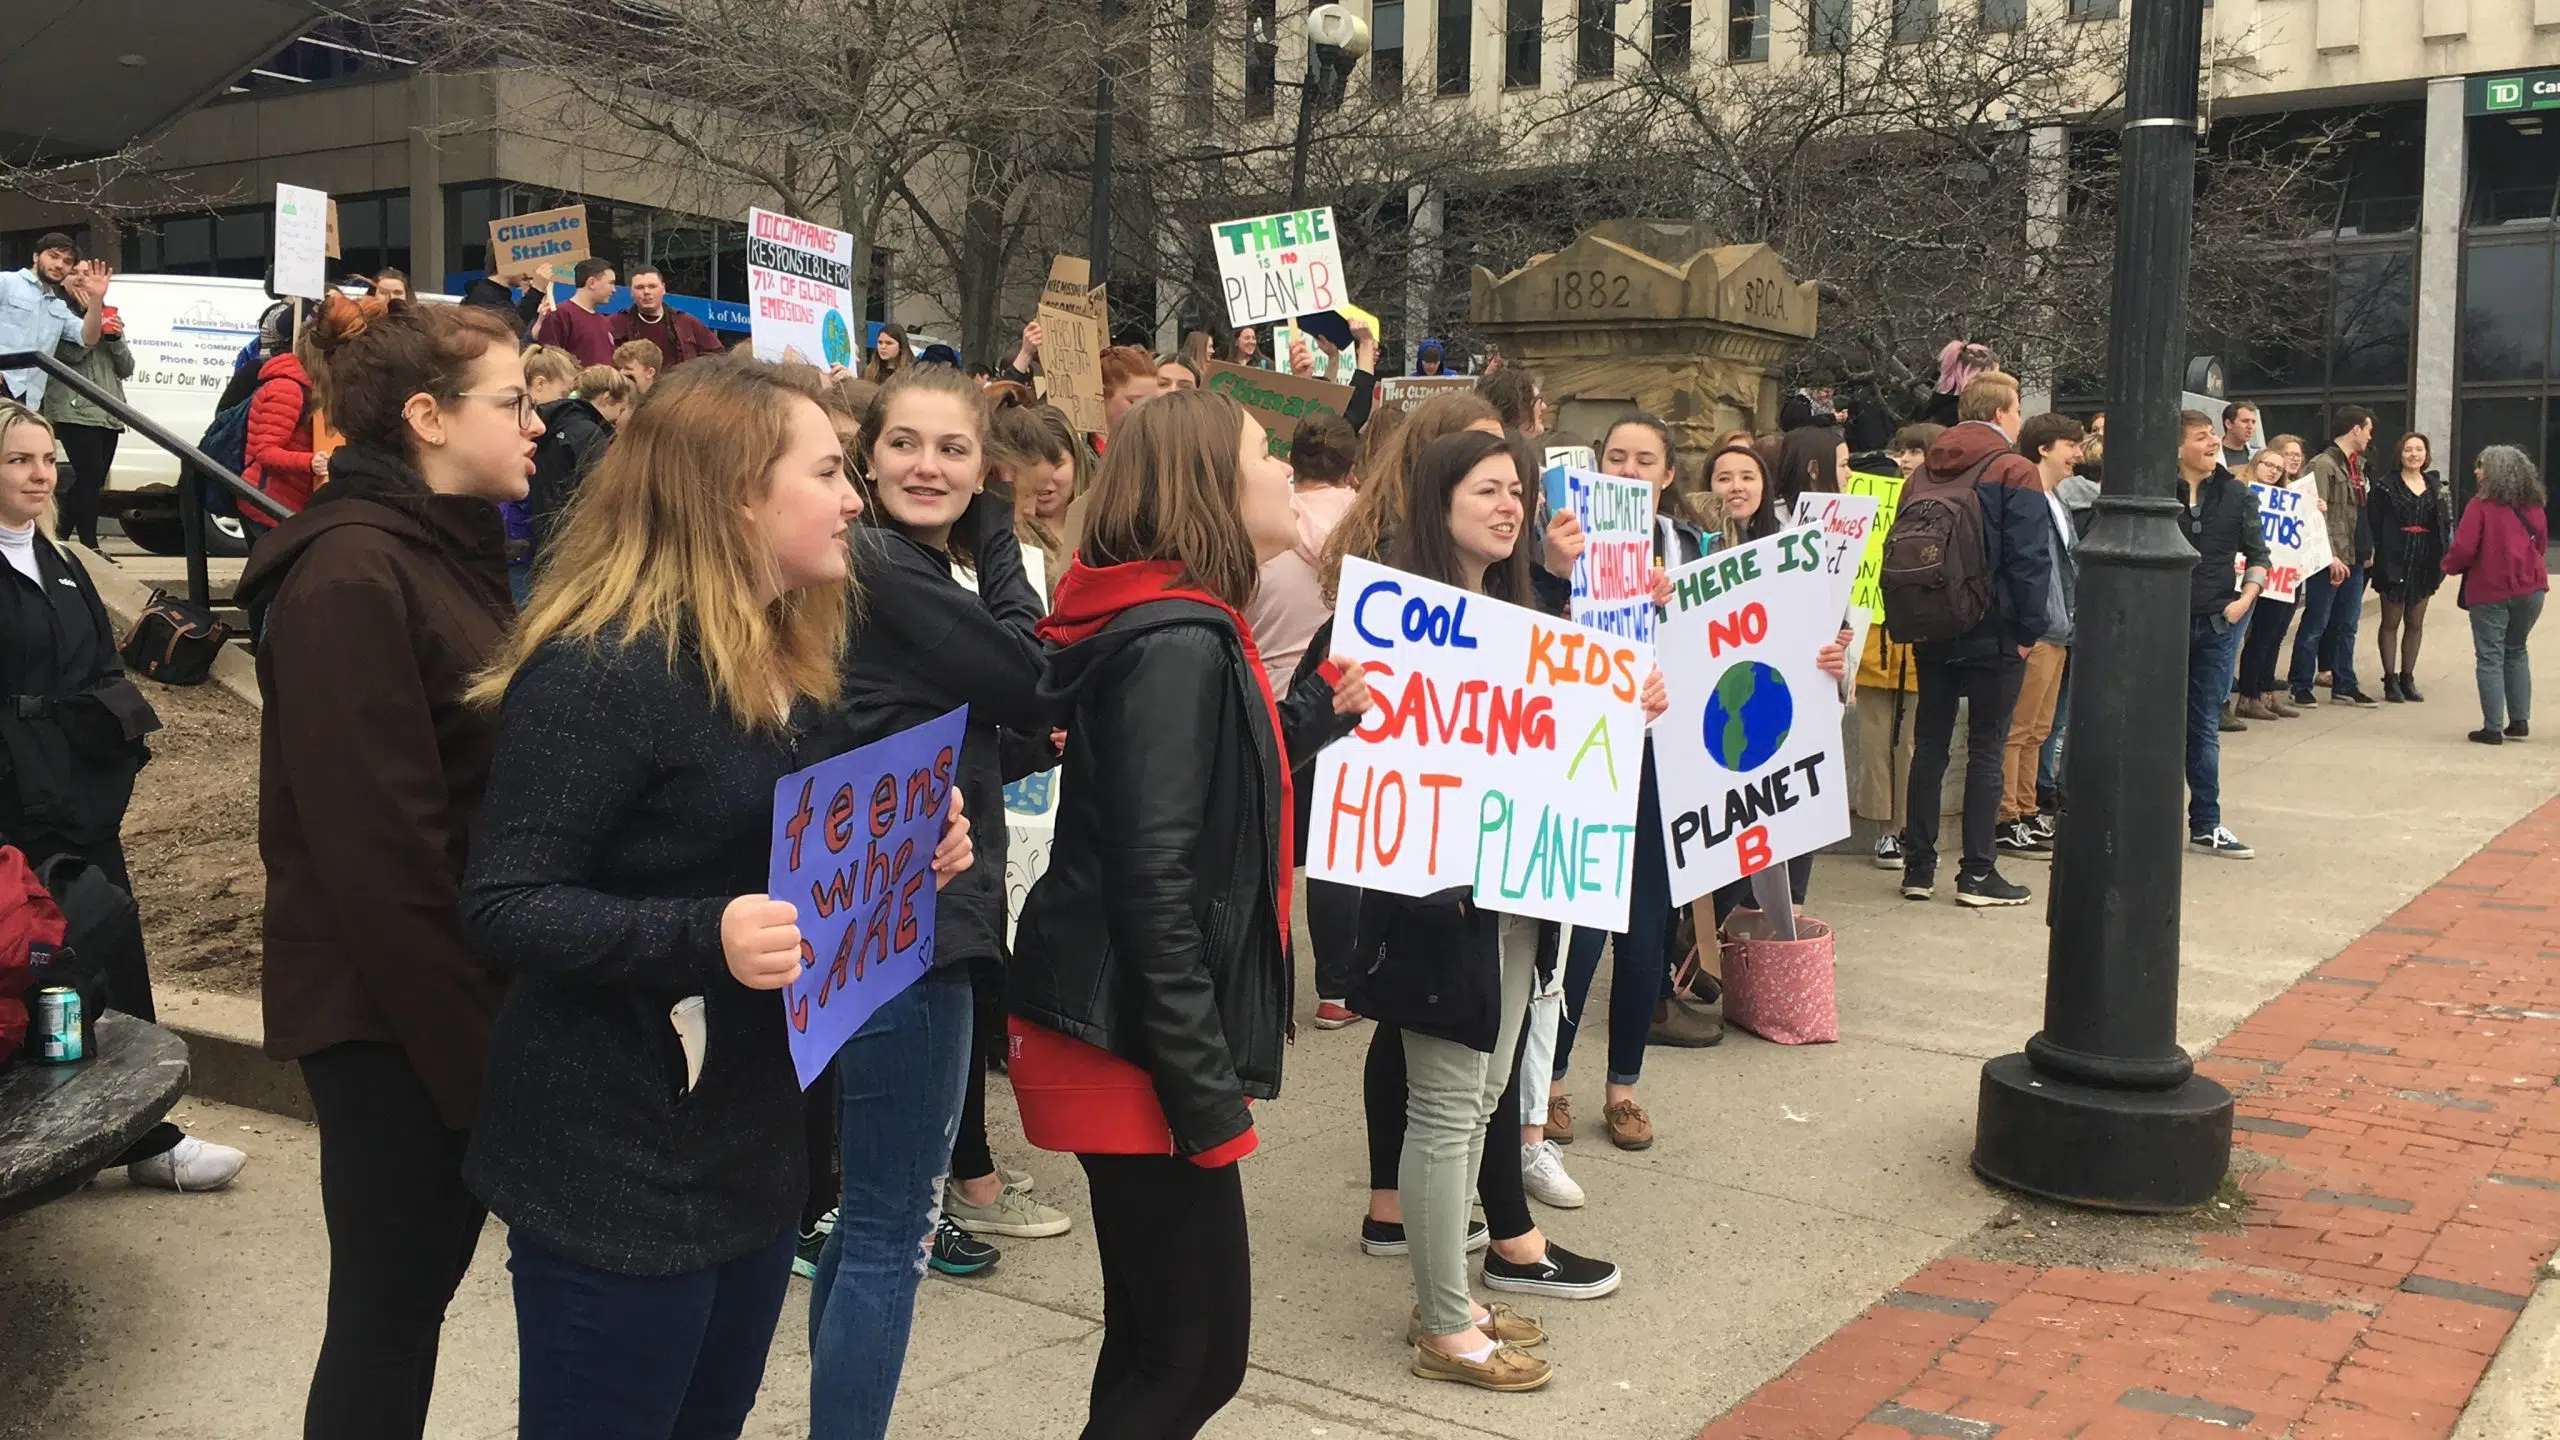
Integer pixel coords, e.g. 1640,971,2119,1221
1288,5,1370,210
1971,0,2235,1211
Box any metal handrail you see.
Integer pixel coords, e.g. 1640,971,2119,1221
1,348,292,610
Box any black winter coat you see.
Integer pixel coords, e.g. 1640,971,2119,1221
1009,599,1358,1158
838,501,1051,968
462,630,840,1274
528,397,610,555
0,534,156,850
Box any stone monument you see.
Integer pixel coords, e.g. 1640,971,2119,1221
1468,220,1819,459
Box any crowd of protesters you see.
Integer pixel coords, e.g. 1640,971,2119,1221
0,223,2552,1439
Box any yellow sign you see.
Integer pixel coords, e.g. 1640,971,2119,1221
1845,470,1904,621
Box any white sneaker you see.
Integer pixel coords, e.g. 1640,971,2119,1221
1520,1140,1586,1209
127,1136,246,1192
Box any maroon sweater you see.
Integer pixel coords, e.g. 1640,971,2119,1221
534,301,616,367
2445,499,2551,608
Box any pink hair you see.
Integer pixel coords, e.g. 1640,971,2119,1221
1935,339,1999,396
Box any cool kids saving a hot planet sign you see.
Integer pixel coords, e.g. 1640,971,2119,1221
1649,529,1853,906
1307,557,1648,932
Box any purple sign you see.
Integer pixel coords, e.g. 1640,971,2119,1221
769,705,968,1089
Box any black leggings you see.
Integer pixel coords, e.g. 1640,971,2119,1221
1306,878,1363,1003
54,423,118,551
1363,1017,1536,1242
950,960,1004,1183
299,1041,486,1440
1077,1154,1250,1439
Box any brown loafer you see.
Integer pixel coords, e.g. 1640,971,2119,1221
1546,1093,1574,1145
1412,1340,1554,1391
1409,1302,1545,1349
2234,696,2279,722
2266,696,2300,718
1604,1098,1654,1151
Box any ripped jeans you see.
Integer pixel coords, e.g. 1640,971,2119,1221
807,964,975,1439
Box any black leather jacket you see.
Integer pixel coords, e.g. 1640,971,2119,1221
1009,599,1359,1158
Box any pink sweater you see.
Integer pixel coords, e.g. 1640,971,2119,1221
1245,484,1359,692
2444,500,2550,608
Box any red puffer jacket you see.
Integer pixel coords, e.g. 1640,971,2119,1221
241,352,316,529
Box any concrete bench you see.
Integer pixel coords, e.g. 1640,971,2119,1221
0,1013,189,1219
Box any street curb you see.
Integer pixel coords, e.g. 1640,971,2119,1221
71,540,263,713
153,986,311,1122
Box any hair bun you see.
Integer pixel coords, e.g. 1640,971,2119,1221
307,291,392,354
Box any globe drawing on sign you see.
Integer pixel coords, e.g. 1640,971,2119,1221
1702,661,1794,772
821,310,855,369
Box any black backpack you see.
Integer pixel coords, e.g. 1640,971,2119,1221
1880,453,1999,645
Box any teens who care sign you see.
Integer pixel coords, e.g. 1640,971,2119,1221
1650,532,1851,906
1542,467,1658,644
746,207,858,371
768,706,968,1088
1308,558,1647,931
1211,208,1346,329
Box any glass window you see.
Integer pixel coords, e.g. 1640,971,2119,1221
447,181,500,276
2253,403,2326,452
159,216,213,272
384,194,411,279
714,223,747,302
2337,110,2422,237
216,210,268,280
2463,242,2550,383
1728,0,1768,59
1505,0,1541,86
1810,0,1852,52
1653,0,1692,64
1578,0,1614,77
2462,397,2544,498
1245,0,1276,118
1438,0,1471,94
1980,0,2024,29
340,196,382,275
2329,250,2411,389
1893,0,1936,42
1373,1,1405,97
2067,0,2117,16
2469,117,2560,229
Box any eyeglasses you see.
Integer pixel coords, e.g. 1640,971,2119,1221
457,390,539,428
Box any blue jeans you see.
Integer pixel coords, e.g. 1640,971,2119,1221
2187,613,2246,833
2290,563,2366,696
1555,745,1672,1088
508,1225,795,1440
808,966,974,1439
2037,657,2070,803
2471,592,2546,730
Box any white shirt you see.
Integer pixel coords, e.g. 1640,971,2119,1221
0,519,40,586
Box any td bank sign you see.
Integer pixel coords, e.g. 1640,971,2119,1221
2473,68,2560,116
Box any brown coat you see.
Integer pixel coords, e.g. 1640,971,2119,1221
238,443,515,1129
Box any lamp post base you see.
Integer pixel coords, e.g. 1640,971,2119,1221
1973,1052,2234,1213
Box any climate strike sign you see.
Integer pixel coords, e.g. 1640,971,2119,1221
1210,206,1346,329
1650,530,1851,906
747,206,858,371
1545,466,1657,644
1308,557,1647,932
768,705,967,1089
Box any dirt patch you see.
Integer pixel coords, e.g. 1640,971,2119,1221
121,678,264,998
1959,1161,2262,1271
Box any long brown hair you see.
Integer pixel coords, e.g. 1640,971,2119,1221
1319,390,1502,601
1080,388,1262,608
860,362,994,566
301,291,518,455
470,355,854,732
1393,429,1538,604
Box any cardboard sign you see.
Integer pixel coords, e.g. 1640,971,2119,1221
1651,530,1851,906
1202,359,1355,454
274,184,330,300
768,706,967,1088
1211,206,1346,328
747,206,858,370
1036,255,1108,435
1842,471,1904,620
1374,376,1475,415
1544,468,1658,644
489,204,591,284
2240,477,2332,604
1308,557,1648,931
325,199,341,260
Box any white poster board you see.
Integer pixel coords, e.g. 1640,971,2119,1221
1210,207,1345,328
273,184,331,300
2240,477,2332,604
1544,467,1657,644
1651,530,1851,906
1307,557,1649,931
1002,771,1061,944
746,207,858,369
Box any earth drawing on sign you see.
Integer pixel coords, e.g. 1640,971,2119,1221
1703,661,1794,772
821,310,855,369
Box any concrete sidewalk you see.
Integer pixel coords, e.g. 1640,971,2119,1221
5,619,2557,1440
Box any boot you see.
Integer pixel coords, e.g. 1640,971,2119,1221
2234,696,2280,722
2220,699,2248,732
2400,671,2424,703
2266,694,2301,718
2382,675,2405,703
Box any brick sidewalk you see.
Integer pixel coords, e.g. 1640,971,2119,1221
1701,798,2560,1440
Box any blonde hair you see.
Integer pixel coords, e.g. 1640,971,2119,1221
521,344,581,391
1319,390,1502,601
470,355,854,733
0,401,58,537
576,364,637,407
612,338,664,374
1957,370,2021,424
1080,388,1262,608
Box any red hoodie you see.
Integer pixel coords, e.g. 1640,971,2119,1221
1007,558,1295,1167
241,352,317,529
